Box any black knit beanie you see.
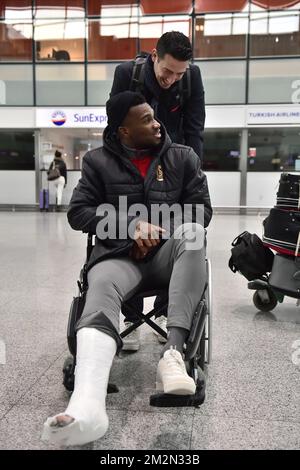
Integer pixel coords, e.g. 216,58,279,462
106,91,146,133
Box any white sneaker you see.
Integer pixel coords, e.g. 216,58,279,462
153,316,168,344
156,347,196,395
122,322,140,351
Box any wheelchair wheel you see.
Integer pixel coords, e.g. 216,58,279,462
198,329,206,370
253,289,278,312
205,258,212,364
63,356,75,392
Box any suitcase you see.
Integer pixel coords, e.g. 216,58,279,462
276,173,300,209
39,189,49,211
263,207,300,256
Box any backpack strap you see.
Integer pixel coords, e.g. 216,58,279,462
130,56,147,94
178,67,191,108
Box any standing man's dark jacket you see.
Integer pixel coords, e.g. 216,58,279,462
110,55,205,160
68,125,212,271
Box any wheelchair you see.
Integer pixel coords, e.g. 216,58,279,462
63,233,212,408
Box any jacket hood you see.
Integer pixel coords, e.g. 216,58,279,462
102,120,172,161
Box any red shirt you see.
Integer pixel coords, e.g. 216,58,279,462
131,155,152,179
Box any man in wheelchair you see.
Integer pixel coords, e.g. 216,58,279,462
42,91,212,446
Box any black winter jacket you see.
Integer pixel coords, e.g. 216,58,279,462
110,55,205,160
67,126,212,270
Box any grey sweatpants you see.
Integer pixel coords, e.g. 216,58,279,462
77,223,206,348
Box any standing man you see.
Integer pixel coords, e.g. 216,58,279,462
111,31,205,159
110,31,206,349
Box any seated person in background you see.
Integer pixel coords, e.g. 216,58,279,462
42,91,212,446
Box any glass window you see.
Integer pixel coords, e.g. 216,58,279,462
34,19,85,61
140,0,192,14
248,59,300,103
250,11,300,56
195,60,246,104
88,18,137,60
40,128,102,170
194,14,248,58
0,64,33,105
0,131,34,170
0,1,32,20
87,63,118,105
87,0,139,17
202,129,241,171
250,1,300,11
139,16,191,53
34,0,85,18
36,64,84,105
195,0,249,13
0,20,32,61
247,128,300,171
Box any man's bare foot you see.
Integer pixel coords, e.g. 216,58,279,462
50,414,74,427
41,408,109,446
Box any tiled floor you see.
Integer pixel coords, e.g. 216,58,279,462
0,212,299,450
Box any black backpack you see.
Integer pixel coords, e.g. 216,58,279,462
129,53,191,108
228,231,274,281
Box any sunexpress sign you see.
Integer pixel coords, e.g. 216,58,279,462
36,108,108,128
74,112,107,125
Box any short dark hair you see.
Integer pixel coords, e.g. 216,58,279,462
156,31,192,61
54,150,62,158
106,91,146,132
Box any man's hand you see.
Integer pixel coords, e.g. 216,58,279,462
129,243,151,260
130,221,166,261
134,221,166,249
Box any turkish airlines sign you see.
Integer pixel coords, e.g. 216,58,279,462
247,106,300,125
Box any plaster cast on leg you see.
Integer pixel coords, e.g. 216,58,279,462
42,328,116,446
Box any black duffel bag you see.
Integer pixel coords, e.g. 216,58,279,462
229,231,274,281
263,207,300,254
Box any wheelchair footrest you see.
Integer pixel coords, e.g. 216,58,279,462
149,380,205,408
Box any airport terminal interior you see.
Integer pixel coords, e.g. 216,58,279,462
0,0,300,451
1,212,300,450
